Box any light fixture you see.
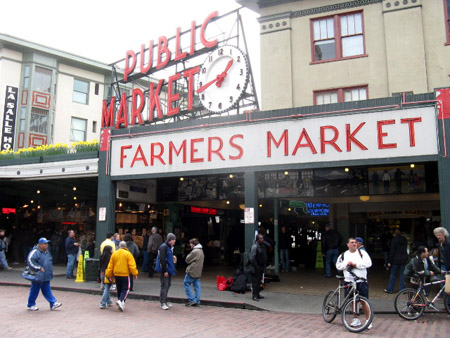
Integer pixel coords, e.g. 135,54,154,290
37,205,41,209
359,195,370,202
284,171,289,175
410,163,415,168
36,190,40,194
73,186,77,191
344,168,349,172
119,202,123,207
73,196,77,200
259,204,263,208
180,177,184,181
288,208,292,211
239,203,245,210
226,200,230,205
22,204,29,208
229,174,234,178
31,200,34,204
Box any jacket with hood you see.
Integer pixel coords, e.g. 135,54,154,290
105,248,138,278
27,245,54,282
185,244,205,278
388,234,409,265
155,241,176,276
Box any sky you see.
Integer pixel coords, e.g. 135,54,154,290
0,0,261,93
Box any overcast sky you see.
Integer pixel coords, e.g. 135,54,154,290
0,0,260,91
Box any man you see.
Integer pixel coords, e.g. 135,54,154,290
100,232,116,255
64,230,79,279
155,233,177,310
147,226,163,278
433,227,450,271
355,237,366,251
184,238,204,306
384,230,409,294
248,234,267,302
336,238,372,330
0,229,12,270
404,246,444,287
322,224,343,277
26,238,62,311
105,241,138,312
141,228,149,273
279,226,292,273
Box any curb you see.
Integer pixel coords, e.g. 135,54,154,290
0,281,264,311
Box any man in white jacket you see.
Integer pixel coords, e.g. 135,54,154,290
336,237,372,329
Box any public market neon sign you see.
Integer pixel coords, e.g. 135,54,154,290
102,11,219,130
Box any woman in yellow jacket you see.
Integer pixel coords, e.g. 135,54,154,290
105,241,138,312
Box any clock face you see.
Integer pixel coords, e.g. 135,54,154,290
197,45,249,113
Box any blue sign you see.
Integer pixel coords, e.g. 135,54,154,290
306,203,329,216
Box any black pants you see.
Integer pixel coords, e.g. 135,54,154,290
251,270,263,297
148,252,157,277
115,276,130,302
160,274,172,305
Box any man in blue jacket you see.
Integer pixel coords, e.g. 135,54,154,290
65,230,79,279
26,238,62,311
155,233,176,310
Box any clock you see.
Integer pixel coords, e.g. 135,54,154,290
197,45,249,113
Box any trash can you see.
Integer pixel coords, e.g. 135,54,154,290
85,258,99,282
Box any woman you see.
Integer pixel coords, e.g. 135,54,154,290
124,233,139,291
99,245,113,309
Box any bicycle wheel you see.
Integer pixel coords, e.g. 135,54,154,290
341,296,373,333
322,290,339,323
444,293,450,314
394,288,425,320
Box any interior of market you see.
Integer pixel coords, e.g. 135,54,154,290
0,161,442,279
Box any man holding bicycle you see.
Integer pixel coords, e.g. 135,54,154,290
336,238,372,329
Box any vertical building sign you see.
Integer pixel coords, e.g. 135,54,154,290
1,86,18,151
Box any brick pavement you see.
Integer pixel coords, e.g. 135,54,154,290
2,285,449,338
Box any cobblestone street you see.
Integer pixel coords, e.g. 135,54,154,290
2,285,449,337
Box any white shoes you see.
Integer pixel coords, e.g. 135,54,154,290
161,303,169,310
350,318,361,327
167,302,173,308
116,300,124,312
27,305,39,311
366,322,373,330
51,302,62,310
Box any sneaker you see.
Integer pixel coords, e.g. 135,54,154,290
27,305,39,311
350,318,361,327
167,302,173,308
116,300,124,312
161,303,169,310
100,305,106,309
107,302,113,307
6,266,12,270
384,289,393,294
186,301,195,306
366,322,373,330
111,285,117,291
51,302,62,311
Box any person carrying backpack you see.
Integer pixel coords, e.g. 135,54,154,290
155,233,177,310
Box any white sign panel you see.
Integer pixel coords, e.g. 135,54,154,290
245,208,254,224
98,207,107,221
110,107,438,176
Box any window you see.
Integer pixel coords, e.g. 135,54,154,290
312,12,365,62
73,79,89,104
23,65,30,89
70,117,87,141
19,107,27,131
95,83,99,95
33,66,52,93
315,86,368,105
445,0,450,43
30,108,48,133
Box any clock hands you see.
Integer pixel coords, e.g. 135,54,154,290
197,59,234,94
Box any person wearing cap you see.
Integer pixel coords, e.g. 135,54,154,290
0,229,12,270
355,237,366,252
26,238,62,311
155,232,177,310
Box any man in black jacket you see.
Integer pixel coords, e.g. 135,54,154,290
384,230,409,293
404,246,444,287
322,224,343,277
248,234,267,302
433,227,450,271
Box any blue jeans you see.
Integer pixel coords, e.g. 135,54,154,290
280,249,290,271
0,250,9,268
100,283,112,307
27,281,57,308
386,264,406,293
325,248,339,277
184,273,201,304
66,254,77,277
142,251,149,272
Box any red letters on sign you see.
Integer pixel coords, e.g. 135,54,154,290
229,134,244,160
208,137,225,161
190,138,205,163
267,130,289,157
124,50,136,82
346,123,367,151
377,120,397,149
292,128,317,155
131,145,148,167
131,89,144,125
140,42,153,74
115,93,129,129
400,117,421,147
167,73,181,116
120,145,132,168
320,126,342,153
156,36,171,70
101,97,115,128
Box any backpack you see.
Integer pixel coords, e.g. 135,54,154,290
230,274,247,293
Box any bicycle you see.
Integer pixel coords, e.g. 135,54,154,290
322,268,374,333
394,273,450,320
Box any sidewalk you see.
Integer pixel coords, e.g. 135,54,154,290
0,264,442,314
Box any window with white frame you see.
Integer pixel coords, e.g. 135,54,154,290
70,117,87,141
33,66,52,93
315,86,368,105
30,108,48,133
73,79,89,104
312,12,365,62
